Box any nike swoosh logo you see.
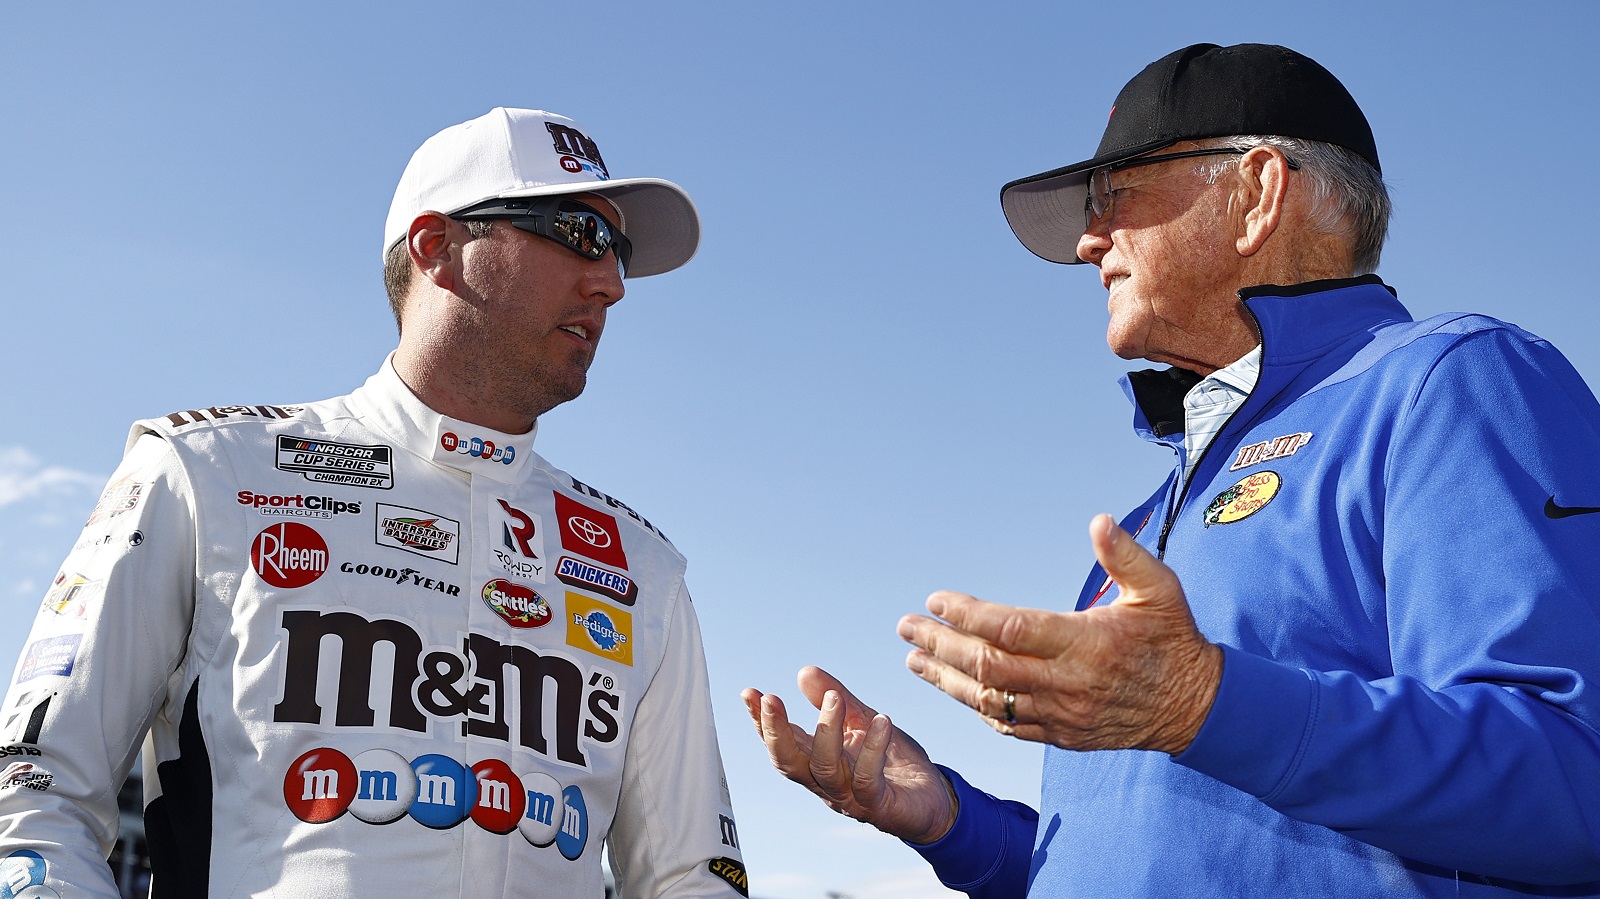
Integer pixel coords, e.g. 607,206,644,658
1545,497,1600,519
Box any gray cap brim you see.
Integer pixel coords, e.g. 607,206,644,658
999,136,1174,265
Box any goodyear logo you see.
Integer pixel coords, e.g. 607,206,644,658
565,593,632,666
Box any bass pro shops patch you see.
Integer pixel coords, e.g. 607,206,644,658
1203,471,1281,527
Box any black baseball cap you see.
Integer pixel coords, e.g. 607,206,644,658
1000,43,1379,264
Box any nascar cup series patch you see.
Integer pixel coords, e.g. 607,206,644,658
1203,471,1281,527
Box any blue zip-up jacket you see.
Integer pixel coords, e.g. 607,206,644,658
914,277,1600,896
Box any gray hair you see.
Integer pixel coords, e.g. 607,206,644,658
381,218,494,332
1197,135,1391,275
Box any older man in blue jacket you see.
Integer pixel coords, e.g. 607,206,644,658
746,42,1600,897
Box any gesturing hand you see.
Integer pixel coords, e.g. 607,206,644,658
897,514,1223,755
741,666,958,844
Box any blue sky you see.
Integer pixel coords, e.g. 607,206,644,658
4,3,1599,897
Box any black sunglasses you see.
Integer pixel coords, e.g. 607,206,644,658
1086,148,1301,228
452,197,632,277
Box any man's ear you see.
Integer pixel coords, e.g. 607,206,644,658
1233,146,1291,258
407,211,462,293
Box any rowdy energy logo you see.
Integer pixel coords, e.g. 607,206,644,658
277,436,394,489
494,499,545,582
283,747,589,859
251,522,330,588
565,593,632,666
554,493,627,570
376,503,460,564
1203,472,1282,527
482,579,552,629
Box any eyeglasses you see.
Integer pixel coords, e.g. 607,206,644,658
1085,148,1300,228
452,197,633,277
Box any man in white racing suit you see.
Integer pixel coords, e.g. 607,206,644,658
0,107,747,899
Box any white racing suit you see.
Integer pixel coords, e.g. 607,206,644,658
0,360,747,899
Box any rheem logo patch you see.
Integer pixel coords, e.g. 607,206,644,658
251,522,329,588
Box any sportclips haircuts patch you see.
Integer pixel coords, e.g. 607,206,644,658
1203,471,1281,527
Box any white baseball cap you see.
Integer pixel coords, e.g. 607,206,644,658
383,107,700,278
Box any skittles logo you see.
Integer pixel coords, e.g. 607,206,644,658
482,579,552,628
1203,471,1282,527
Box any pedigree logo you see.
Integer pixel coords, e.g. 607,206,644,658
251,522,330,588
565,592,632,666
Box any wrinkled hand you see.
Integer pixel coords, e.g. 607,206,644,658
741,666,958,844
898,514,1223,755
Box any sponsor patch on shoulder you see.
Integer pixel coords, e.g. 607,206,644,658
708,857,748,897
16,636,82,683
41,573,97,621
162,404,303,431
1203,471,1281,527
86,476,145,525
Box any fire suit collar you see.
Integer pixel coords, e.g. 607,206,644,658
351,356,538,484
